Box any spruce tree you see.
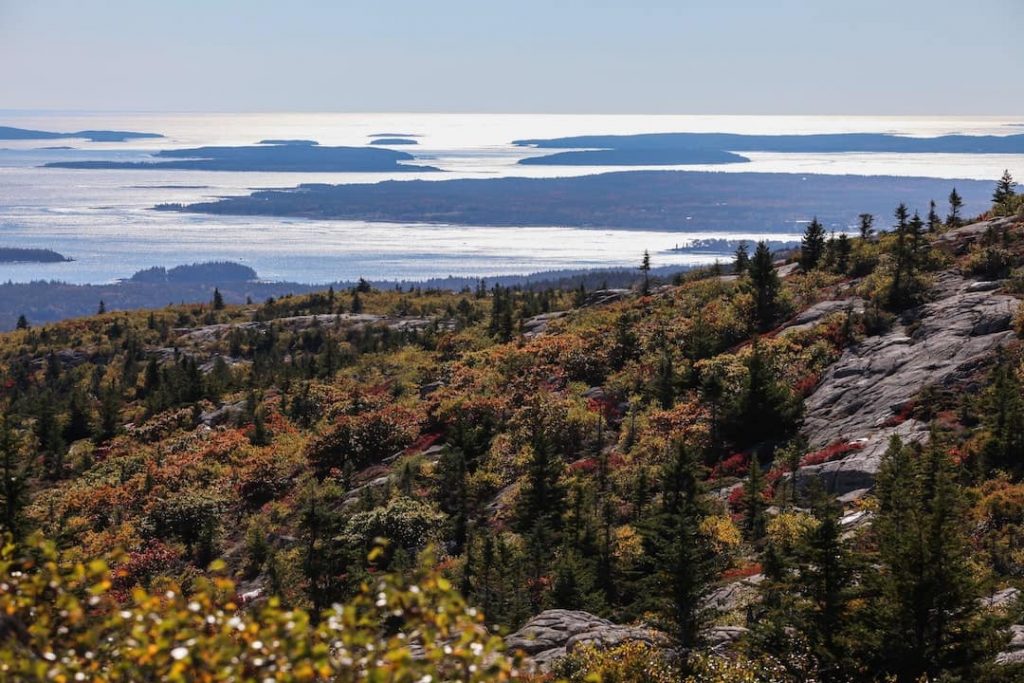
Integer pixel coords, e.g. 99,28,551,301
654,350,675,409
858,213,875,240
748,241,780,331
800,217,827,271
743,452,767,541
733,241,750,274
640,443,715,646
927,200,942,233
639,250,651,295
0,416,27,538
947,187,964,227
795,486,857,681
993,169,1016,208
212,287,225,310
869,436,1000,681
834,233,851,274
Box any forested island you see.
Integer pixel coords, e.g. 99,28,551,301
515,131,1024,166
0,125,162,142
0,247,72,263
158,170,992,232
519,148,748,166
369,137,419,145
45,141,439,172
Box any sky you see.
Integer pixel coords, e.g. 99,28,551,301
1,0,1022,115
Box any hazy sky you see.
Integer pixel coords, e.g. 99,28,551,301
2,0,1022,114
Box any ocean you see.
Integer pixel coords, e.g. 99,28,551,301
1,112,1021,285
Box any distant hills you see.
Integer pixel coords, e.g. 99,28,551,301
45,141,439,172
0,125,162,143
514,131,1024,166
159,170,993,232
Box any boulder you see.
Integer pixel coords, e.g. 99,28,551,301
997,625,1024,665
504,609,668,670
703,574,764,613
798,272,1016,494
199,399,247,427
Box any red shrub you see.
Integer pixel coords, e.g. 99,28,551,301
712,452,750,480
721,562,763,581
800,440,865,467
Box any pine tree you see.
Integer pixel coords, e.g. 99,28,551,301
980,352,1024,473
640,443,715,646
733,241,750,274
654,350,675,409
726,340,801,447
97,300,106,314
794,486,857,681
15,315,28,330
858,213,875,240
0,416,27,538
639,250,651,295
748,241,780,332
927,200,942,233
212,288,225,310
743,452,767,541
947,187,964,228
834,233,851,274
889,203,913,308
800,217,827,271
869,436,1000,681
993,169,1017,208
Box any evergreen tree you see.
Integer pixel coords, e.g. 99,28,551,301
97,300,106,315
834,233,851,274
993,169,1017,208
726,340,801,447
743,452,767,541
889,203,913,308
800,217,827,271
733,241,750,274
0,416,27,538
927,200,942,233
212,288,225,310
980,352,1024,473
748,241,780,331
654,350,675,409
15,315,28,330
858,213,875,240
794,487,858,681
947,187,964,227
869,436,1001,682
639,250,651,295
640,443,715,646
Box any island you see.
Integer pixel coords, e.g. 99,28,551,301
514,131,1024,166
257,139,319,145
128,261,258,284
0,125,163,143
519,148,747,166
369,138,419,145
45,141,440,173
156,170,992,232
0,247,72,263
369,133,421,138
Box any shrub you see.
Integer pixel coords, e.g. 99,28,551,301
0,534,520,681
306,404,420,476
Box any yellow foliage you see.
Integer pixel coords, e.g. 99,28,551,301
699,514,742,553
0,534,521,682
